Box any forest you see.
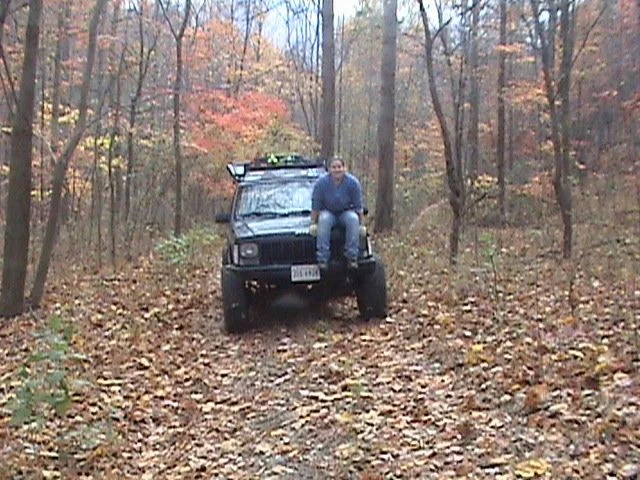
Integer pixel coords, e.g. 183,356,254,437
0,0,638,478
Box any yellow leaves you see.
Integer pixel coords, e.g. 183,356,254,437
137,357,152,368
474,174,498,191
568,349,585,359
42,471,62,479
335,411,354,424
466,343,493,366
299,389,348,402
495,43,527,55
80,134,119,152
508,81,547,110
539,140,555,156
514,458,551,478
219,438,240,453
270,465,295,475
335,442,358,459
58,109,80,125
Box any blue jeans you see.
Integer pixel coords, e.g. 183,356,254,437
317,210,360,263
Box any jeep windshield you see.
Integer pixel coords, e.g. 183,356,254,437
235,179,315,218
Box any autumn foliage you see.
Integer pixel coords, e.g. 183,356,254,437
186,89,290,158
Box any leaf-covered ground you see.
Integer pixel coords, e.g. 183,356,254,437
1,211,639,479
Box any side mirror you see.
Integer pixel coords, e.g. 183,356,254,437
215,212,231,223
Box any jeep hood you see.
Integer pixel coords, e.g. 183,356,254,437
233,216,312,240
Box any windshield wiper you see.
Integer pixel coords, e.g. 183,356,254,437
239,211,280,218
241,209,311,218
277,209,312,217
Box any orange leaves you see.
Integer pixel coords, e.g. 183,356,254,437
185,89,291,159
524,383,549,414
508,81,546,111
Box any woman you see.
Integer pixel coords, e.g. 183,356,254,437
310,157,364,270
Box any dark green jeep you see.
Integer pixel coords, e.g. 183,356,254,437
215,154,388,333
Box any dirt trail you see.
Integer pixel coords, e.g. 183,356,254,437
1,236,639,479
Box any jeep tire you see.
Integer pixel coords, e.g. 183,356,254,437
356,256,388,320
221,267,250,333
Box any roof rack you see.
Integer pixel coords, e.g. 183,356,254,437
251,153,324,168
226,154,326,181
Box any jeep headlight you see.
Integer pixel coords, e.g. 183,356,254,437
239,242,259,258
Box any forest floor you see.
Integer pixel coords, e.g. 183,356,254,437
1,188,639,479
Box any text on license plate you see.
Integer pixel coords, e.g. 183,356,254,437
291,264,321,282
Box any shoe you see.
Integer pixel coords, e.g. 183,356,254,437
347,259,358,270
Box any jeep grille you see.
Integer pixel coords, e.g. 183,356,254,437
259,237,316,264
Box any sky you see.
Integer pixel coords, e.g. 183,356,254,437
334,0,360,19
265,0,364,48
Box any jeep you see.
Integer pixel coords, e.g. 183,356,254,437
215,154,387,333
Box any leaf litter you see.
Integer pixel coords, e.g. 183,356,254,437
0,221,638,479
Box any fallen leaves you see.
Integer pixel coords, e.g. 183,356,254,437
514,458,551,477
524,383,549,414
0,220,639,479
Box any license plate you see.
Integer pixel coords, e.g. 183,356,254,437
291,264,321,282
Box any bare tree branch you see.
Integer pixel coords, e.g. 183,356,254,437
571,1,608,70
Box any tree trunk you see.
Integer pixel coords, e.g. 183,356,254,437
374,0,397,233
0,0,42,317
468,2,480,181
107,2,124,268
125,2,156,223
30,0,107,307
497,0,507,223
91,46,105,269
0,1,10,40
320,0,335,158
0,0,16,118
160,0,191,238
233,0,252,96
418,0,464,264
50,2,69,154
313,1,321,140
336,15,344,155
93,123,103,270
557,0,574,258
530,0,574,258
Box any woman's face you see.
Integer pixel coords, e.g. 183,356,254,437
329,159,345,182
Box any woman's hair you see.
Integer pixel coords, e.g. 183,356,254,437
329,156,345,167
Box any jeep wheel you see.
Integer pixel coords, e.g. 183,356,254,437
356,256,388,320
221,268,250,333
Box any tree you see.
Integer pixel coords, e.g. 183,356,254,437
125,1,157,219
530,0,575,258
50,1,71,154
124,0,157,255
0,0,42,317
418,0,466,263
30,0,108,307
0,1,9,39
107,2,126,268
320,0,335,158
468,1,480,182
497,0,507,223
283,0,324,140
374,0,397,232
159,0,192,238
0,0,15,118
